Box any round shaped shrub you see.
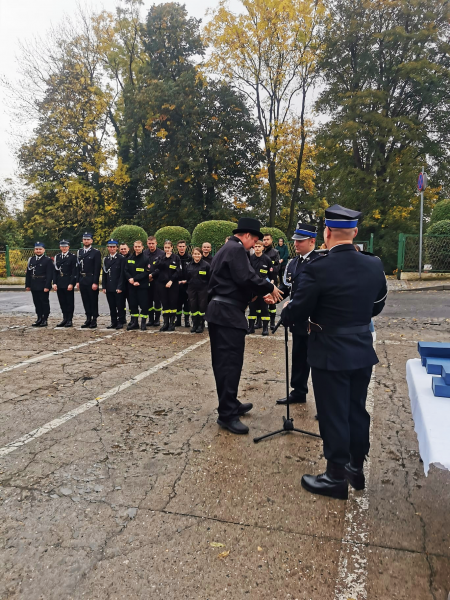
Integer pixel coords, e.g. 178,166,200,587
429,199,450,225
426,220,450,236
154,226,191,247
110,225,148,249
261,227,288,243
191,220,236,250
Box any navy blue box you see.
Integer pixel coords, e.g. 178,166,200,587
432,376,450,398
418,341,450,359
425,358,450,376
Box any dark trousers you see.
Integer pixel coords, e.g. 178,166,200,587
157,282,179,314
31,290,50,319
128,285,149,318
79,284,99,320
106,291,126,324
187,287,208,316
209,323,246,421
248,297,269,321
290,333,309,397
177,284,190,316
56,288,74,319
148,282,161,316
311,365,372,465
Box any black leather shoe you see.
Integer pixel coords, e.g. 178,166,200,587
39,319,48,327
301,469,348,500
237,402,253,416
56,319,67,328
345,463,365,490
81,319,91,329
32,318,42,327
64,320,73,328
276,394,306,405
107,323,117,329
89,320,97,329
116,322,124,330
314,414,319,421
217,418,249,435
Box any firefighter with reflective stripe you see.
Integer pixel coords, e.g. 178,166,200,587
248,240,273,336
186,247,210,333
151,240,181,332
124,240,151,331
53,239,77,328
119,243,131,323
143,236,165,327
25,241,54,327
262,233,280,330
102,240,126,329
176,240,192,328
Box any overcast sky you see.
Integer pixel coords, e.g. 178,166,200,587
0,0,242,181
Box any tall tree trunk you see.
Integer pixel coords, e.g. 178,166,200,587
287,87,307,235
268,155,277,226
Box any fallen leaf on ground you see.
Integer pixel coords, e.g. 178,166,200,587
210,542,225,548
257,546,263,552
217,550,230,559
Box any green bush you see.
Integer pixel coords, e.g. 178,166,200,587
191,220,236,249
110,225,148,249
154,226,191,247
429,199,450,226
261,227,288,243
426,220,450,236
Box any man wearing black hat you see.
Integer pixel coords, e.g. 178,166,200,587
277,222,319,406
280,205,387,500
206,217,283,435
25,242,54,327
76,232,101,329
102,240,127,329
53,240,77,327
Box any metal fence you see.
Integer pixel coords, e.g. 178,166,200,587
397,233,450,279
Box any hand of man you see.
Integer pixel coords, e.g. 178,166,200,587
102,289,106,294
67,284,73,291
52,284,57,291
166,281,172,288
271,285,284,303
149,274,153,281
76,283,80,290
44,288,49,292
283,300,290,309
133,282,140,287
92,284,98,291
117,289,122,294
263,294,276,304
26,287,31,291
129,278,134,285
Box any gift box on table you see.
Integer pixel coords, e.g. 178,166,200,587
418,342,450,360
425,358,450,377
432,376,450,398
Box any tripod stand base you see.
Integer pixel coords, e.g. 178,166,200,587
253,416,321,443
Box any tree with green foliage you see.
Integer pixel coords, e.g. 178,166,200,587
191,220,236,248
110,224,148,248
427,220,450,236
429,200,450,226
154,226,191,247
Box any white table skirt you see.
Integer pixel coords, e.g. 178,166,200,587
406,358,450,475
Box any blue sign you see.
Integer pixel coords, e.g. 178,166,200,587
418,173,424,191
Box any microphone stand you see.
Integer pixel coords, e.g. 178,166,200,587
253,317,321,444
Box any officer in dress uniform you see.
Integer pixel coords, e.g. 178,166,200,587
76,232,101,329
25,241,54,327
280,205,387,500
53,240,77,328
277,222,319,405
102,240,126,329
262,233,280,330
206,218,283,435
143,236,165,327
175,240,192,328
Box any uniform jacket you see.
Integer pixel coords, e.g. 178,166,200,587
151,253,181,285
144,247,165,268
25,255,53,291
187,259,210,290
102,253,126,293
202,254,213,264
283,250,320,335
281,244,387,370
178,252,192,283
249,253,274,280
53,252,77,289
206,236,274,330
124,252,151,289
76,247,101,287
263,245,280,278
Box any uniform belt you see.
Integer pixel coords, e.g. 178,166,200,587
32,275,45,279
309,323,371,335
80,273,93,277
211,295,247,311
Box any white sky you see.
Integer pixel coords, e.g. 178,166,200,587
0,0,242,181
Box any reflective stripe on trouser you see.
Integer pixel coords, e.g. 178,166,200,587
190,311,205,316
187,287,208,321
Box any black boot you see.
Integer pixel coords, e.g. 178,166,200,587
255,315,262,329
190,316,198,333
345,458,365,490
270,313,276,332
175,314,182,327
184,314,190,328
154,312,161,327
160,314,169,332
127,317,139,331
196,317,204,334
148,312,155,327
39,317,48,327
262,320,269,336
301,461,348,500
57,314,67,328
89,319,97,329
217,417,249,435
64,319,73,328
81,317,92,329
168,314,175,332
32,317,43,327
140,318,147,331
116,322,124,330
247,319,255,334
107,322,118,329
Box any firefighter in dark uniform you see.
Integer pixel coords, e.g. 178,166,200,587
53,239,77,328
201,242,213,265
186,246,210,333
125,240,151,331
206,218,283,435
76,232,101,329
25,241,54,327
277,223,319,405
175,240,192,328
144,236,165,327
151,240,181,332
280,205,387,499
248,239,273,336
119,243,131,324
102,239,126,329
262,233,280,330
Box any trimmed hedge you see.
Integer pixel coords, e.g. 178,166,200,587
429,199,450,226
154,226,191,247
261,227,288,243
110,225,148,249
191,220,236,249
426,220,450,236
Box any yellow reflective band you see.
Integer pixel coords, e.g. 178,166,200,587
261,317,270,321
136,268,144,272
169,265,177,269
260,269,268,274
199,271,207,275
248,316,257,320
128,260,135,264
153,261,157,264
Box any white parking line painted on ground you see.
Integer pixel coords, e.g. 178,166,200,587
0,337,209,458
0,331,124,375
333,370,376,600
